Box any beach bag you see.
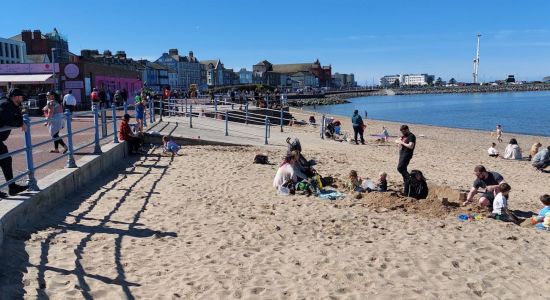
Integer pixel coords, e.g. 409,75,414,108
407,170,428,199
253,154,269,164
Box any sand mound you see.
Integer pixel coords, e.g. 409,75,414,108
332,183,486,219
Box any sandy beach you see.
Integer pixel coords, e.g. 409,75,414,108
1,112,549,299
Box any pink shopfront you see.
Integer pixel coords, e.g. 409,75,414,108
94,76,142,98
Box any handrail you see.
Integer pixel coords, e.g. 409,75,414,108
0,103,133,193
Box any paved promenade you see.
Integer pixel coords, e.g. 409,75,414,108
0,114,122,190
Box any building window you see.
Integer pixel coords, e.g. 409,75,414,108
10,44,15,58
15,46,19,59
0,42,3,57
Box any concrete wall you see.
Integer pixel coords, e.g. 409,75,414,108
0,141,128,254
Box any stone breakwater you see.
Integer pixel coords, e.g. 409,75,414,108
288,84,550,106
288,91,382,107
394,84,550,95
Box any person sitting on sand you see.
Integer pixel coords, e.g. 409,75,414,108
381,127,390,142
347,170,364,192
488,142,499,157
532,145,550,171
273,151,299,192
529,142,543,161
309,115,316,125
286,138,316,180
503,138,522,160
377,172,388,192
162,136,181,156
333,119,341,135
531,194,550,231
463,165,506,209
489,183,518,223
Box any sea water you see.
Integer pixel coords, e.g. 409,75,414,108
304,91,550,136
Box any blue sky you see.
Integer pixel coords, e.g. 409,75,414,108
1,0,549,84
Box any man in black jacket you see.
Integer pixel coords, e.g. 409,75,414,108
0,88,29,197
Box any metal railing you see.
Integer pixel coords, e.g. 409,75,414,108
152,94,333,145
0,103,131,193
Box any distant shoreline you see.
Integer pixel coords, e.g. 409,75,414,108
294,107,550,138
288,84,550,107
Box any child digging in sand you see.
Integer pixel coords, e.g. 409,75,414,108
163,136,181,156
377,172,388,192
531,194,550,231
347,170,364,192
489,183,519,223
488,142,499,157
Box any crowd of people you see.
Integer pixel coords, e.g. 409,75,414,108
487,126,550,172
272,113,548,230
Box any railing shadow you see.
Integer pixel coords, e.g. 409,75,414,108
0,149,176,299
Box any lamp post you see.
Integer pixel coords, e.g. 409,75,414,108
51,48,57,92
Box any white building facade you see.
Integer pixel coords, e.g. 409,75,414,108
380,74,434,87
0,37,26,64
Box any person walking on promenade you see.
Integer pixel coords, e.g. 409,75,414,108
90,88,100,109
395,124,416,194
45,91,68,154
135,94,145,132
63,90,76,113
351,109,365,145
98,88,107,109
114,90,123,107
121,88,128,105
463,165,505,209
0,88,29,197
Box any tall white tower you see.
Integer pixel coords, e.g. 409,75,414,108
472,34,481,84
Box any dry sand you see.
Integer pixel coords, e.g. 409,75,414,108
1,113,549,299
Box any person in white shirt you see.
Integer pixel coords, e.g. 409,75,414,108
490,182,518,223
487,142,499,157
63,90,77,113
503,138,522,160
273,151,299,192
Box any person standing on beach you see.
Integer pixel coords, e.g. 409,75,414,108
351,110,365,145
463,165,505,209
496,124,503,143
395,124,416,194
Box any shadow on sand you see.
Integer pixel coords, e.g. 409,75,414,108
0,148,176,299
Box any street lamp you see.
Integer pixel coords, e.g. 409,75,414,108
51,48,57,92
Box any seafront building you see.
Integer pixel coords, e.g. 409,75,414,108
380,74,435,87
253,59,332,88
138,60,169,92
155,49,202,91
238,68,253,84
0,37,26,64
11,29,71,63
332,72,356,88
200,59,239,87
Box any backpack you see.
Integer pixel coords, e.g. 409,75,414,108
91,91,99,101
253,154,269,164
407,170,428,199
